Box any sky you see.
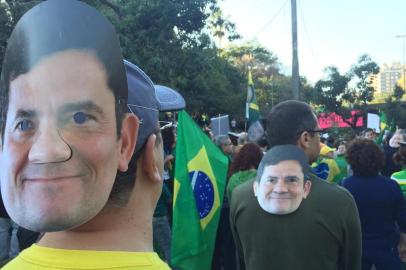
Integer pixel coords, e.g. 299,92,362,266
220,0,406,84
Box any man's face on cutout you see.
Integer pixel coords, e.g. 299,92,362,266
254,160,311,215
0,50,124,232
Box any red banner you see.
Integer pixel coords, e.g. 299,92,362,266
318,111,363,129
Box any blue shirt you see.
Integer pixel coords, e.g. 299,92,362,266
343,175,406,250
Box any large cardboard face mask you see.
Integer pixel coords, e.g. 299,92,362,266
1,0,127,103
0,0,129,232
253,145,312,215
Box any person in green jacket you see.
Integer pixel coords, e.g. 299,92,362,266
230,100,361,270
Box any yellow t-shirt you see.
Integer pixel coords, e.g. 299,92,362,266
2,244,170,270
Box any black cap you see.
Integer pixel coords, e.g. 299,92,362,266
124,60,185,153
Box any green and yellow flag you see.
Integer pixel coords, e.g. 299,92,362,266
376,111,396,145
246,70,260,126
380,111,388,132
171,110,229,270
246,70,264,141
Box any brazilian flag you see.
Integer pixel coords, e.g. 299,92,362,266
171,110,229,270
246,70,260,126
246,70,264,141
376,111,396,145
380,111,388,132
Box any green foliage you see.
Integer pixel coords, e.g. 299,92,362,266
221,41,304,114
348,54,380,104
392,84,405,101
207,6,241,48
383,84,406,129
310,54,379,130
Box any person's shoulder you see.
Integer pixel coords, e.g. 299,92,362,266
372,174,399,185
229,170,256,183
230,179,255,210
385,175,404,189
310,174,354,201
228,171,243,183
232,179,254,198
1,254,26,270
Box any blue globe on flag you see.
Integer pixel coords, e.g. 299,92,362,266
189,171,215,219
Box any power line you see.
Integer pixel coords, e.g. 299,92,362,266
298,0,319,71
252,0,289,39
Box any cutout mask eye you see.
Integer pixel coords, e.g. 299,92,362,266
73,112,87,124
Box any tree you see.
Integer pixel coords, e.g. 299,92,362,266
310,54,380,130
81,0,246,117
383,84,406,129
221,41,290,114
397,75,406,93
207,6,241,49
348,54,380,105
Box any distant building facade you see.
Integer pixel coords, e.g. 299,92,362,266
373,62,404,93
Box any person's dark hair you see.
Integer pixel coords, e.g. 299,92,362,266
0,0,127,139
256,137,269,150
266,100,318,147
393,144,406,166
362,128,375,137
346,138,385,177
162,126,175,151
229,143,263,178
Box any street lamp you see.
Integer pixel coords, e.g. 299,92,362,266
396,34,406,91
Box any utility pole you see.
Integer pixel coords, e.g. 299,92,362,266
291,0,299,100
396,34,406,91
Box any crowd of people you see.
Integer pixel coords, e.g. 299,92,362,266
158,103,406,270
141,100,406,270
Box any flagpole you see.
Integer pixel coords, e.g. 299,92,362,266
291,0,299,100
246,67,251,133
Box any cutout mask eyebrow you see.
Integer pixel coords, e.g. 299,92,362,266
284,175,300,181
266,175,302,181
57,101,104,116
14,109,37,120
